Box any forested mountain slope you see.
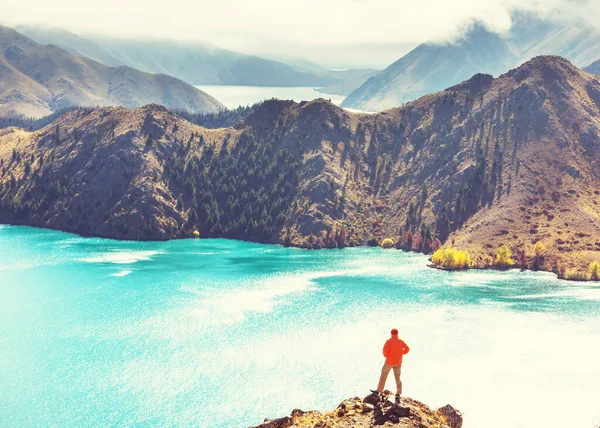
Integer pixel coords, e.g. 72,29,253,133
1,56,599,276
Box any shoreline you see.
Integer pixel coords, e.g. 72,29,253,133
2,222,598,283
425,261,600,283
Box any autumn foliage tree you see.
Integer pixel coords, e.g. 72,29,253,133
590,261,600,281
380,237,394,248
533,241,546,270
431,247,471,270
495,245,515,268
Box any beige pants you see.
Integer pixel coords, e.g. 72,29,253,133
377,363,402,395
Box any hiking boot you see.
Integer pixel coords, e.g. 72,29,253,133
394,394,400,405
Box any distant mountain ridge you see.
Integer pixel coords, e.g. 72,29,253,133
1,56,599,278
0,26,224,117
343,14,600,111
583,59,600,76
16,25,338,87
343,24,518,111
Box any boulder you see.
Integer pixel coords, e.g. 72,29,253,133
253,416,293,428
386,405,411,418
290,409,305,418
437,404,463,428
361,403,374,413
363,392,381,405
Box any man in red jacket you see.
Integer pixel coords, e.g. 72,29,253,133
376,328,410,404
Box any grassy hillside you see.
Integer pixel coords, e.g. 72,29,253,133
0,27,224,117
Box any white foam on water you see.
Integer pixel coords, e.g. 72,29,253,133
82,250,163,264
117,265,400,343
516,286,600,301
110,270,132,277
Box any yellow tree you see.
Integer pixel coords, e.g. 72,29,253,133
495,245,515,268
380,238,394,248
590,261,600,281
432,247,471,269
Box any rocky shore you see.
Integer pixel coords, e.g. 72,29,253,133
251,391,462,428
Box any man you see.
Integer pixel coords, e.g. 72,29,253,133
376,328,410,404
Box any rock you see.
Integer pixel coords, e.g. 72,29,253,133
362,403,374,413
437,404,463,428
373,401,389,426
252,416,294,428
386,405,411,418
291,409,305,418
252,395,461,428
382,399,394,409
363,393,381,405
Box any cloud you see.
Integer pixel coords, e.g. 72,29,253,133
2,0,599,67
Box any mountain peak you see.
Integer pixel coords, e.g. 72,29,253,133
505,55,581,84
519,55,576,70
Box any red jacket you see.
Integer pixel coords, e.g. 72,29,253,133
383,336,410,365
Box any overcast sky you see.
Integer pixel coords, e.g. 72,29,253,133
2,0,599,68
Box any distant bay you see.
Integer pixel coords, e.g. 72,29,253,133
195,85,346,110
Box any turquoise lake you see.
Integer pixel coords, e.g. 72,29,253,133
1,225,599,427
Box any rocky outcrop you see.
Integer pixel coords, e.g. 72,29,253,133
251,392,462,428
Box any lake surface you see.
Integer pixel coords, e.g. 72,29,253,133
1,225,599,428
195,85,346,110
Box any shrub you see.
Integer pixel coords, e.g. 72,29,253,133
519,249,527,270
431,247,471,270
495,245,515,268
533,241,546,255
589,261,600,281
380,238,395,248
566,271,589,281
367,236,379,247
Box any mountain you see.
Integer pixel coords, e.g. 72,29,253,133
583,59,600,76
251,393,462,427
16,25,337,87
256,54,330,74
508,14,600,67
1,56,599,278
343,16,600,112
342,24,518,111
0,27,224,117
13,25,124,67
316,68,380,96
